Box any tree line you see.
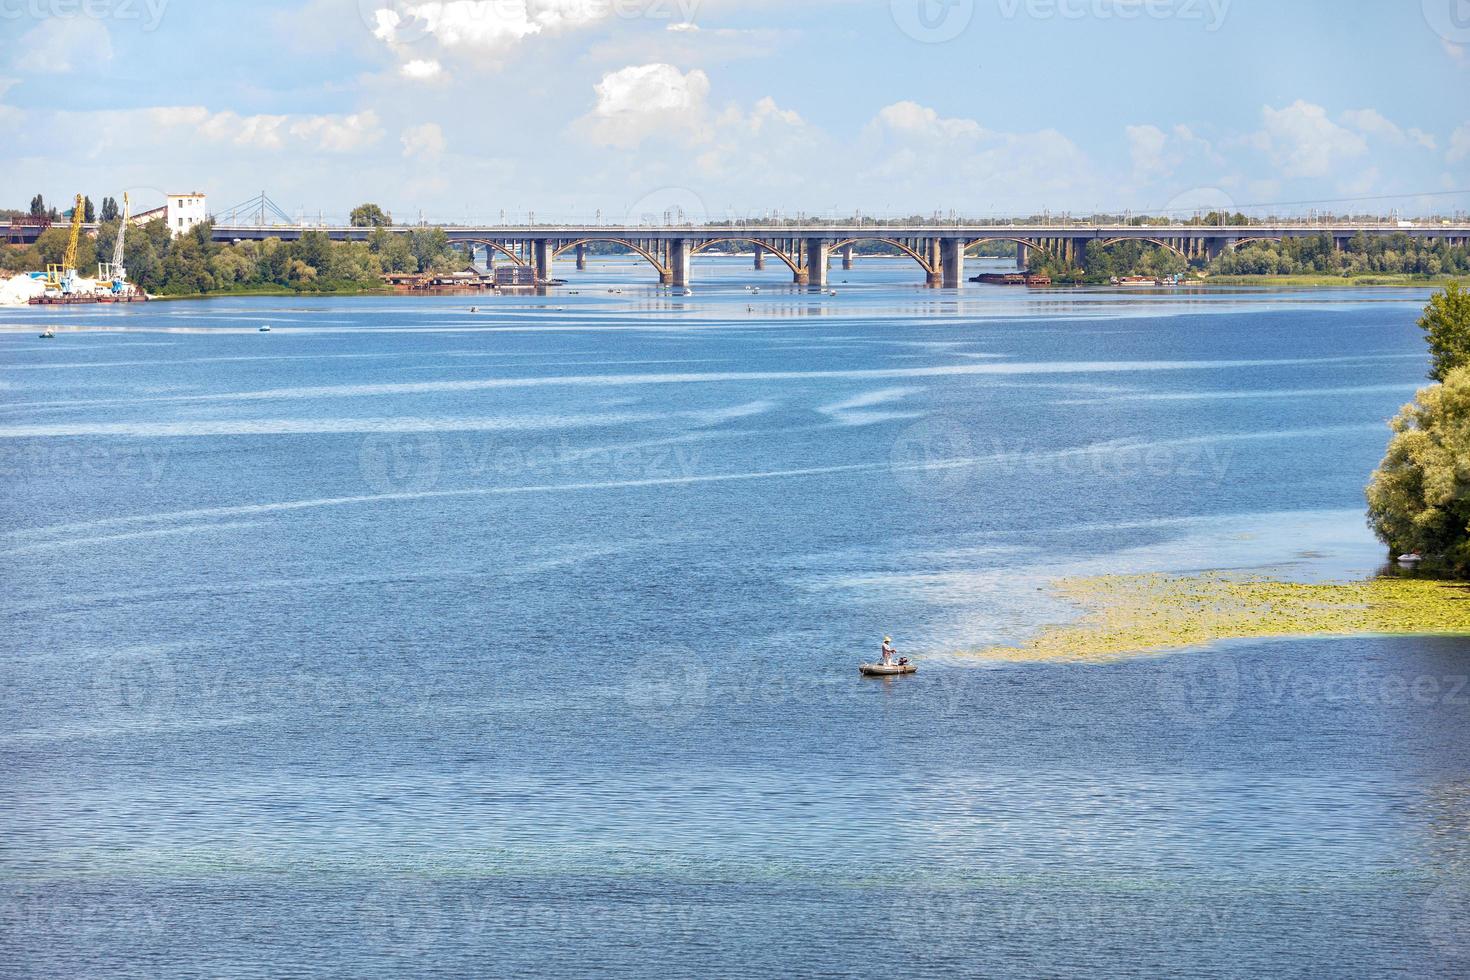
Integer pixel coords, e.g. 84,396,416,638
1021,232,1470,283
0,218,466,295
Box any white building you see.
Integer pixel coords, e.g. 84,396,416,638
166,192,208,236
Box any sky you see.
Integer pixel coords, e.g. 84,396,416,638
1,0,1468,223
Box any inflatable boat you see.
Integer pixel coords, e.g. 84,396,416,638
859,662,917,677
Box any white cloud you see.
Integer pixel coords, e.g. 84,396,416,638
400,59,444,79
288,111,384,152
1125,124,1170,178
1254,100,1366,178
861,101,1093,206
401,122,447,157
1341,108,1404,144
15,18,113,73
871,101,982,141
369,0,639,54
1450,123,1470,164
1409,128,1439,151
577,63,711,148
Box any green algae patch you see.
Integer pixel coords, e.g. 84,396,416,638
975,573,1470,662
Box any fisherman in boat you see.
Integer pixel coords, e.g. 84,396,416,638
881,636,896,666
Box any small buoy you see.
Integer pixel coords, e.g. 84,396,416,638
829,289,838,296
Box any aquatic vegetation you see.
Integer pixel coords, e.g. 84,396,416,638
974,572,1470,662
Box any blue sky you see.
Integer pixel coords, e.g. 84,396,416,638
2,0,1467,222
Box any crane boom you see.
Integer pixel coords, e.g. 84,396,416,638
111,192,129,276
62,193,83,272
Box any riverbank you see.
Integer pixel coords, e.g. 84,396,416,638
974,572,1470,662
1199,273,1468,288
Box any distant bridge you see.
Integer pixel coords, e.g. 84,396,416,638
13,218,1467,287
208,223,1470,288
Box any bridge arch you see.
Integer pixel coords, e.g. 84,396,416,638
1098,237,1188,259
827,238,937,276
1228,237,1283,251
553,238,669,277
691,237,801,276
962,236,1053,257
458,239,528,266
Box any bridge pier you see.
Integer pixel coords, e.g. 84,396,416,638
670,238,690,288
941,238,965,289
754,245,765,271
576,243,587,271
805,238,829,288
1016,241,1029,271
533,239,552,282
842,244,855,270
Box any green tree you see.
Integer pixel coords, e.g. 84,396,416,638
350,203,392,227
83,196,96,223
1367,365,1470,570
1420,283,1470,382
100,197,119,222
29,194,45,218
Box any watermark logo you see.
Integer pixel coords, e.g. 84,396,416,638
890,419,975,498
1154,653,1240,726
360,433,443,494
620,644,709,728
1423,882,1470,962
1424,0,1470,44
0,0,170,31
625,185,711,229
891,0,975,43
998,0,1230,30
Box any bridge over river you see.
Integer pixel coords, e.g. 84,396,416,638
206,221,1470,288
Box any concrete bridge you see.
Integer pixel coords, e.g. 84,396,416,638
203,221,1470,288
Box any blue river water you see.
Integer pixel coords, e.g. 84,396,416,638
2,259,1467,977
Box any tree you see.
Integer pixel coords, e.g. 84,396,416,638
350,203,392,227
1420,283,1470,382
29,194,45,218
1367,366,1470,570
83,196,96,223
100,197,119,222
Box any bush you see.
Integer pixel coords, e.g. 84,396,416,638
1367,364,1470,569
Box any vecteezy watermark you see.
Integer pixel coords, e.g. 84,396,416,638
0,443,168,483
0,0,169,30
890,0,976,43
998,0,1231,31
1423,0,1470,45
360,432,443,494
888,419,1235,500
1423,882,1470,963
620,643,709,728
625,185,711,229
359,0,704,47
358,432,705,496
1154,652,1241,726
1155,656,1470,728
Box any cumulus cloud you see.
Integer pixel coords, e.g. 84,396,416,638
15,18,113,73
1341,108,1404,143
576,63,711,148
861,101,1093,205
402,122,447,157
1450,123,1470,164
400,59,444,79
288,111,385,152
1254,100,1366,178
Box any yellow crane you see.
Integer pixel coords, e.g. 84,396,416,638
45,193,85,293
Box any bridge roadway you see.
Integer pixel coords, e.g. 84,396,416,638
186,221,1470,288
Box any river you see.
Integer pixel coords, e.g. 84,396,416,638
2,259,1466,977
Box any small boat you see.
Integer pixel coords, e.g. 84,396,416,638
1398,553,1423,563
258,324,271,332
682,288,693,297
39,328,55,339
859,662,917,677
